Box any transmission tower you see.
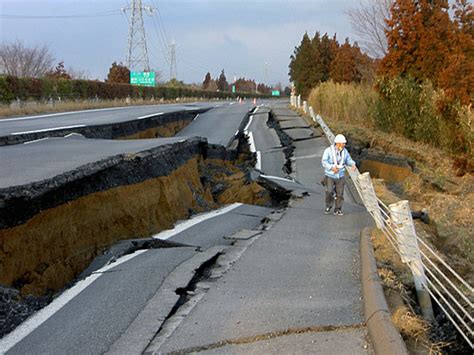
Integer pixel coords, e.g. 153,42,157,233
263,62,269,85
170,40,177,80
124,0,151,71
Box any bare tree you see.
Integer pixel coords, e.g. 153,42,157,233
347,0,393,58
0,41,55,77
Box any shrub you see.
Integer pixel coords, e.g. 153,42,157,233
373,77,440,144
0,76,14,103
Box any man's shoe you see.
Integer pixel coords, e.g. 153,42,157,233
324,207,331,214
334,209,344,216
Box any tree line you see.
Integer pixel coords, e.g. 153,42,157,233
202,69,290,95
289,32,375,98
299,0,473,157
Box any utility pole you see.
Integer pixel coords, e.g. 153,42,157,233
124,0,152,72
263,62,269,85
170,39,177,80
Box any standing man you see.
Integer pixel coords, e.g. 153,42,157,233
321,134,356,216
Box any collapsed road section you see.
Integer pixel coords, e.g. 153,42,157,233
0,132,277,298
0,106,211,146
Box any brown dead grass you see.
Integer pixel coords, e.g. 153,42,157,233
371,230,450,354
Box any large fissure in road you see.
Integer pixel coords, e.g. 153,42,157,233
0,137,275,298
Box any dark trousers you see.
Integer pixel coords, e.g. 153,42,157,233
325,176,345,210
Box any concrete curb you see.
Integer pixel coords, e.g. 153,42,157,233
360,227,408,355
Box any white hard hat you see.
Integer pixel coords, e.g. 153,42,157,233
334,134,347,144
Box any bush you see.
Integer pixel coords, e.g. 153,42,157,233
373,77,440,145
0,76,14,103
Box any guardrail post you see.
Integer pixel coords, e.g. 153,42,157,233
357,172,384,229
303,101,308,114
389,200,434,321
297,95,301,108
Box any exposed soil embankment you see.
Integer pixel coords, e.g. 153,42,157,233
0,137,272,297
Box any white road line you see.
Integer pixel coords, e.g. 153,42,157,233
243,115,253,132
193,114,200,121
247,131,256,153
256,151,262,170
246,131,261,170
136,112,164,120
11,125,86,135
153,203,243,240
0,106,157,122
23,137,50,145
0,250,147,353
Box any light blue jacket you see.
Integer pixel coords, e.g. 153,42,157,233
322,145,356,179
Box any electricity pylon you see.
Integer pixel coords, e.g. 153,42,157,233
124,0,151,71
170,39,177,80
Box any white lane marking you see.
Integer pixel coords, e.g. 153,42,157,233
243,115,253,132
234,130,239,136
246,131,261,170
153,203,243,240
0,106,161,122
247,131,256,153
193,114,200,121
0,250,147,353
254,107,259,114
229,102,235,106
23,137,49,145
260,174,296,183
256,151,262,170
137,112,164,120
11,125,86,135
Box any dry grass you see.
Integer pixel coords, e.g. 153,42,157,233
308,80,378,126
371,230,452,354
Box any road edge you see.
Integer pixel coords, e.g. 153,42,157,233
360,227,408,355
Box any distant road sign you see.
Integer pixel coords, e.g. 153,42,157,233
130,72,156,87
232,85,236,93
271,90,280,96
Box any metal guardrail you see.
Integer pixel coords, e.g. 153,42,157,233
290,96,473,348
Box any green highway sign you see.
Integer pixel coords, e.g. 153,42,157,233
232,85,236,93
130,71,156,87
271,90,281,96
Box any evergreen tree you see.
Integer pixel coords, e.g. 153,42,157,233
202,72,212,90
217,69,229,91
46,61,71,80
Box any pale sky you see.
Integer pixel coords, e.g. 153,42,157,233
0,0,358,86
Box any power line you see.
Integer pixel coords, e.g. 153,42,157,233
0,11,121,19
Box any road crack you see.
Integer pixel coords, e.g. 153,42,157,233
166,324,366,354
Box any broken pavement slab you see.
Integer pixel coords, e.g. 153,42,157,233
252,170,316,198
